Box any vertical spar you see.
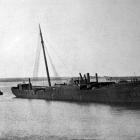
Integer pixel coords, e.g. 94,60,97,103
39,24,51,87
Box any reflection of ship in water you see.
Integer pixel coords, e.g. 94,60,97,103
11,25,140,104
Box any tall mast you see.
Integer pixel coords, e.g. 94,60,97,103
39,24,51,87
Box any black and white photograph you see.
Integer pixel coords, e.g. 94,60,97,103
0,0,140,139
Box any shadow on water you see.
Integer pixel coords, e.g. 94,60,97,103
0,135,97,140
105,102,140,111
52,100,140,110
12,96,140,111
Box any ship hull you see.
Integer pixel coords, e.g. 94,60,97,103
11,84,140,104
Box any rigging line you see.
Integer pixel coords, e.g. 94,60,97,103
44,43,59,77
33,32,41,78
44,40,73,76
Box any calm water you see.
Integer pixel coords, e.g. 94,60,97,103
0,81,140,140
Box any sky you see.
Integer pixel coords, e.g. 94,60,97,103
0,0,140,78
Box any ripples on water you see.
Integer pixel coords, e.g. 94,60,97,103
0,81,140,140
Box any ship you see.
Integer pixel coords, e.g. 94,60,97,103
0,90,3,95
11,25,140,104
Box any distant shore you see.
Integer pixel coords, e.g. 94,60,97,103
0,77,71,82
0,76,140,82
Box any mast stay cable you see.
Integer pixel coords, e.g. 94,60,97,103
33,32,41,78
44,40,73,77
33,26,73,82
44,43,59,77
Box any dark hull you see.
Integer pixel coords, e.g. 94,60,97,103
11,84,140,104
0,91,3,95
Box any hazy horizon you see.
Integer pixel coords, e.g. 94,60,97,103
0,0,140,78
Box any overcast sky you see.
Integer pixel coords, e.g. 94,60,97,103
0,0,140,78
